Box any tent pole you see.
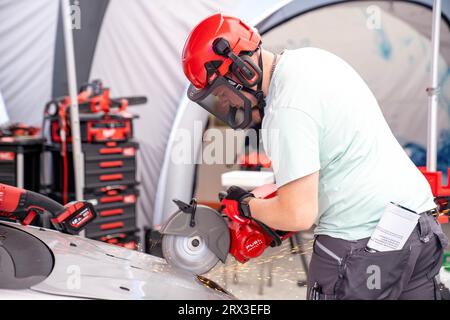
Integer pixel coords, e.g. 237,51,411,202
61,0,84,203
426,0,442,172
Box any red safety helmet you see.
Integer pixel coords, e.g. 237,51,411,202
182,13,266,129
182,13,261,89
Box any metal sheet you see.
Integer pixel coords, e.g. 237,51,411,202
0,222,234,300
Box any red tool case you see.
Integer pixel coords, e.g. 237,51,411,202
49,113,137,144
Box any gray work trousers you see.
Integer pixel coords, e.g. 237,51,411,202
307,213,449,300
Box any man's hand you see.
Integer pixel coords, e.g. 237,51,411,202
222,185,255,219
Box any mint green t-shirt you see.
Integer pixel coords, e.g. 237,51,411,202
262,48,436,241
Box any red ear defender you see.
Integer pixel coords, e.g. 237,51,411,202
212,38,262,87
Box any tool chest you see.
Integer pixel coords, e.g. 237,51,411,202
47,140,141,247
85,214,137,238
96,231,139,250
44,80,144,249
48,141,138,191
0,136,44,192
84,185,139,207
95,202,136,221
86,187,138,224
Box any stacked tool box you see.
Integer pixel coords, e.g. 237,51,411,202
0,124,43,191
45,80,145,249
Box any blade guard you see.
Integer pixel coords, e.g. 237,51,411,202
160,205,230,263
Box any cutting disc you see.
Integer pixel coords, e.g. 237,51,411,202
162,234,219,275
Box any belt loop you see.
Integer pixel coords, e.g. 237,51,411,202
312,235,318,253
418,215,431,242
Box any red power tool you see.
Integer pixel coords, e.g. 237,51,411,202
0,183,96,235
160,184,293,274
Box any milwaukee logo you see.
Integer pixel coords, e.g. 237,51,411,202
102,129,116,138
0,152,15,161
246,239,263,252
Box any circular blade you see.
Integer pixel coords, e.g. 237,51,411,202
162,234,219,275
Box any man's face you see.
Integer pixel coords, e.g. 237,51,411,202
211,72,261,125
222,72,258,105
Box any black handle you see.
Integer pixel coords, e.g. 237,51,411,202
19,191,65,217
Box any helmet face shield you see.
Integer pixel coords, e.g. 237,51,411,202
187,77,253,129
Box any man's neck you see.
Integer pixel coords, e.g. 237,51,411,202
260,48,278,97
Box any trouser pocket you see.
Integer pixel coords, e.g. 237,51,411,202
335,246,411,300
307,239,345,300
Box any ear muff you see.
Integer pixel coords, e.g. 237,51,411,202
212,37,262,88
230,54,262,87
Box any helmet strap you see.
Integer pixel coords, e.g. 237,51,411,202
255,46,265,120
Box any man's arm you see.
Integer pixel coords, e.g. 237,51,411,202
248,171,319,231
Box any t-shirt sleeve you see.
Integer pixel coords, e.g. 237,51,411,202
264,107,321,188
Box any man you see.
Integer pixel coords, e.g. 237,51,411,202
182,13,448,299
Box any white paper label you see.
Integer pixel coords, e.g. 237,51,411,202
367,202,420,252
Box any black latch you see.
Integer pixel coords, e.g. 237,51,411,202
172,198,198,228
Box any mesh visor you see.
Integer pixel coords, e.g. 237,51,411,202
187,77,252,129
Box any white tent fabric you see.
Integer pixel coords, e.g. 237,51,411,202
0,92,9,126
0,0,58,125
262,1,450,147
